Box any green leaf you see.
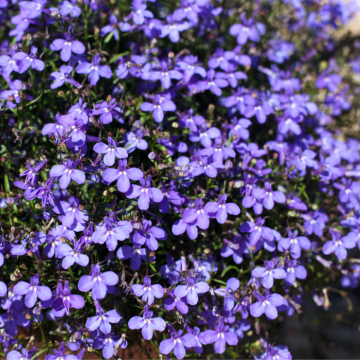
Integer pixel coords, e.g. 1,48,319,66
32,348,48,360
104,31,114,43
212,278,227,286
110,51,130,63
149,263,157,272
4,174,10,193
221,265,241,278
26,92,43,107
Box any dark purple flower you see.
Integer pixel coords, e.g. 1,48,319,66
85,301,121,334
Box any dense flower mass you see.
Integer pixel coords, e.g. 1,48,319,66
0,0,360,358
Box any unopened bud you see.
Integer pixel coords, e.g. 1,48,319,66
35,203,41,209
51,10,58,16
103,190,109,196
150,251,155,257
27,250,33,257
158,163,165,170
148,152,156,160
120,128,126,134
109,187,115,193
25,314,32,320
58,91,65,97
168,51,175,58
204,248,210,254
89,116,96,124
172,122,179,128
163,150,169,156
106,95,112,103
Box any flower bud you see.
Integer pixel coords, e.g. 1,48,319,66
148,152,156,160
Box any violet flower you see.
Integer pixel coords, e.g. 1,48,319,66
49,159,85,189
250,291,284,320
125,175,164,210
76,54,112,86
50,65,82,89
252,260,286,289
85,301,121,334
93,136,128,166
159,324,197,360
205,194,240,224
13,46,44,74
13,274,51,308
140,94,176,123
322,228,356,260
200,321,238,354
50,34,85,62
128,305,166,340
131,275,164,305
214,277,240,311
102,159,143,193
78,264,119,300
174,276,209,305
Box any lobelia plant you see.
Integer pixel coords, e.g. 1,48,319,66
1,0,360,359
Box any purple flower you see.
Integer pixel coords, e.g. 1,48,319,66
50,65,82,89
56,238,89,269
53,196,88,228
91,99,123,124
214,277,240,311
49,159,85,189
174,276,209,305
140,94,176,123
13,274,51,308
173,0,201,24
284,260,307,286
143,60,182,89
198,69,228,96
131,275,164,305
85,301,121,334
117,245,153,270
164,288,189,314
190,156,224,178
52,281,85,317
224,87,255,115
6,347,36,360
19,158,47,186
92,216,132,251
251,182,286,212
78,264,119,300
13,46,44,74
239,218,275,249
278,229,311,259
252,260,286,289
159,324,197,360
93,136,128,166
200,321,238,354
93,332,120,359
128,305,166,340
76,54,112,86
125,130,148,152
250,291,284,319
50,34,85,62
125,175,164,210
322,228,356,260
59,0,81,17
102,159,143,193
128,1,153,25
132,219,167,251
189,124,221,147
205,194,240,224
175,56,206,83
160,15,190,43
229,14,265,45
0,281,7,297
101,15,131,41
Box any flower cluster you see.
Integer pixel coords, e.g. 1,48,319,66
0,0,360,359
